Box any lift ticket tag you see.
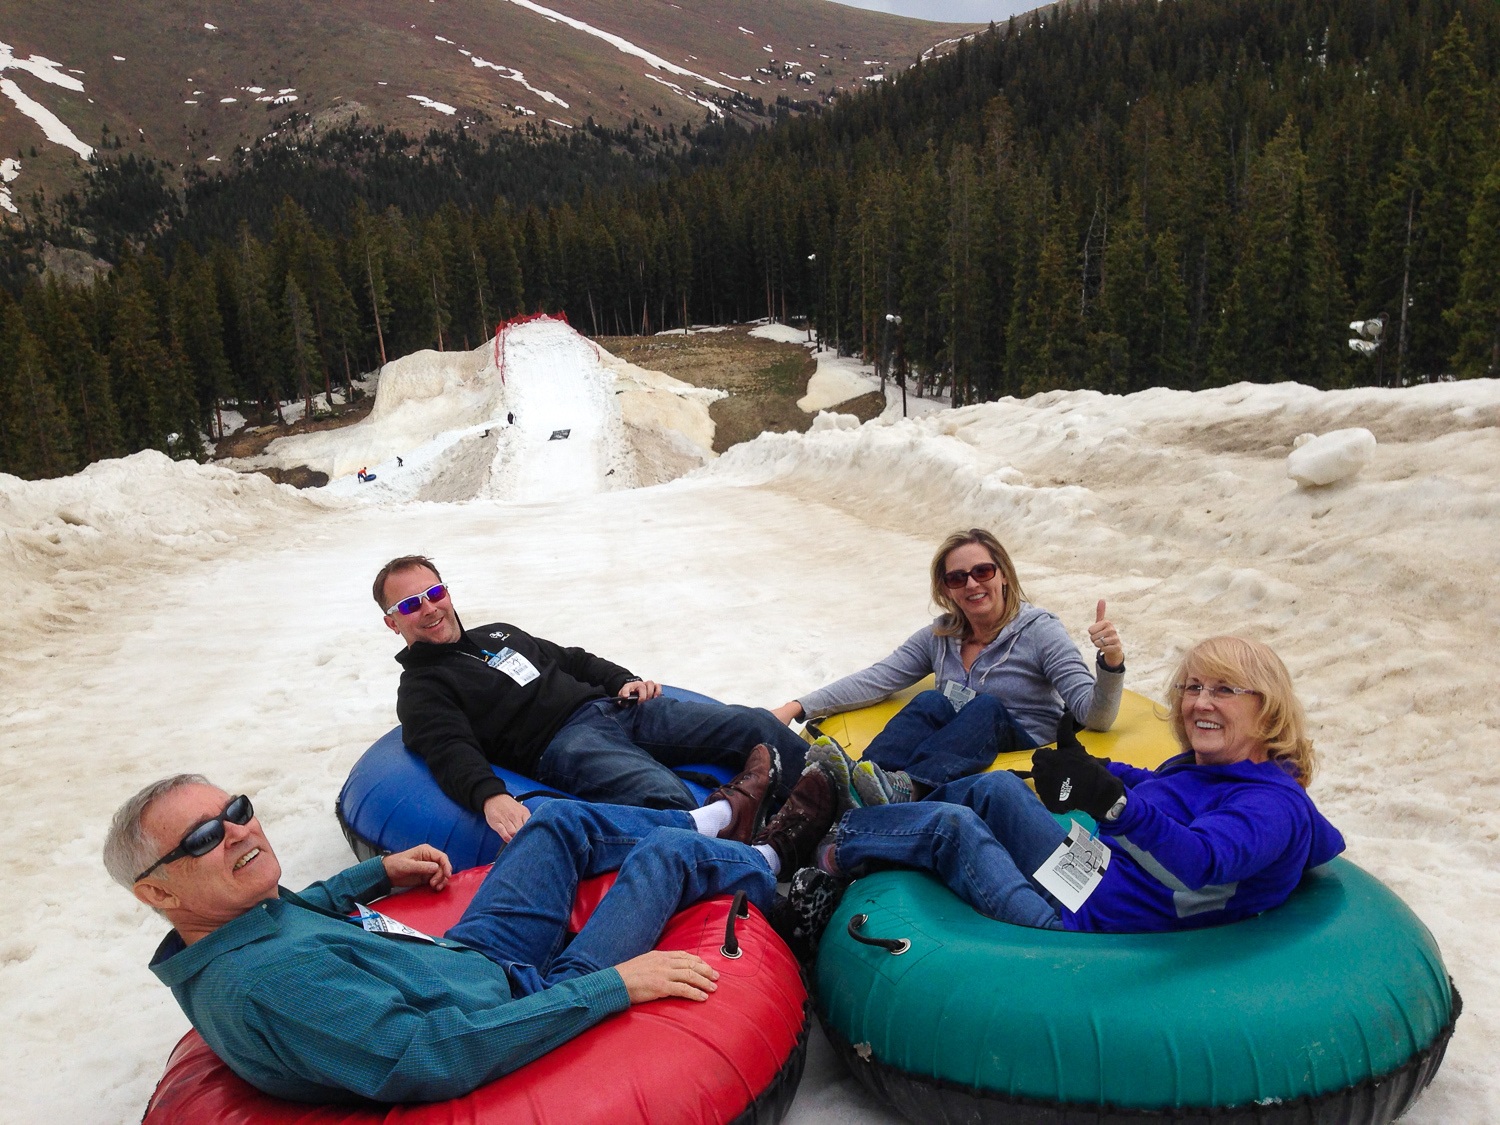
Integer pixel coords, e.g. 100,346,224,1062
356,904,436,943
941,681,977,711
1033,820,1110,912
487,647,540,686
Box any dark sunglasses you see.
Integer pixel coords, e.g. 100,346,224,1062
134,794,254,883
942,562,998,590
385,584,448,617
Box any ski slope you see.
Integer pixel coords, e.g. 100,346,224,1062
3,356,1498,1123
242,317,715,504
487,320,624,501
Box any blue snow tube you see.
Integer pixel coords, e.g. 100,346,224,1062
336,685,735,869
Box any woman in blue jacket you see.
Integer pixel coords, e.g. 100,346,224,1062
772,528,1127,805
785,635,1345,948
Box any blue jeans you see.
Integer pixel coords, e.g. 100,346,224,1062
864,690,1037,789
831,771,1065,929
446,801,775,993
535,697,808,810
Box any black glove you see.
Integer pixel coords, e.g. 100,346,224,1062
1030,715,1124,820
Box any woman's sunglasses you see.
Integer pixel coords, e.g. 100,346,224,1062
385,584,449,617
134,795,254,882
942,563,998,590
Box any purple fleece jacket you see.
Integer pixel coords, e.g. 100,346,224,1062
1063,753,1345,934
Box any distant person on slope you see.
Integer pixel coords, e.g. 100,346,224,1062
107,757,839,1102
772,527,1125,804
375,555,809,841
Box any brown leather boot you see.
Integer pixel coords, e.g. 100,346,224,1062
754,766,839,873
705,744,781,844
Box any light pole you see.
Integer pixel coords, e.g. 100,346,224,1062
884,312,903,410
1348,313,1387,386
807,253,820,349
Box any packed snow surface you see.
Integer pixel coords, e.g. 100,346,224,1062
238,318,718,503
2,342,1498,1122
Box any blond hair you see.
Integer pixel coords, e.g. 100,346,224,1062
929,528,1027,641
1166,636,1316,787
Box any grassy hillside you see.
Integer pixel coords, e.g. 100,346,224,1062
0,0,979,218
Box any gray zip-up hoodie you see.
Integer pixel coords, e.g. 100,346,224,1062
797,604,1122,744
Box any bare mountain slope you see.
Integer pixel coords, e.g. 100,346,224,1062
0,0,980,218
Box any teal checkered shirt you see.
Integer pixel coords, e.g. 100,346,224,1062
149,857,629,1103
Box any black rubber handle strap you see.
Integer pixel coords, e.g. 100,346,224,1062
847,913,910,955
507,789,578,802
721,890,750,958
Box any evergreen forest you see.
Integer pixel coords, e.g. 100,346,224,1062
2,0,1498,479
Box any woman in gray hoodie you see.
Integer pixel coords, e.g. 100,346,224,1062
771,528,1125,805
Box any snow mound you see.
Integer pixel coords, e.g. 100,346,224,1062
810,410,862,431
1287,427,1376,487
0,451,334,643
798,352,879,412
238,319,718,503
701,380,1500,636
748,321,811,345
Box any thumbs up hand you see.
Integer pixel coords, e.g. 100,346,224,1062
1087,599,1125,670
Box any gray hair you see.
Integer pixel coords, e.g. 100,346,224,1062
103,774,213,889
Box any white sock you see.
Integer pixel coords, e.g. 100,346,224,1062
690,800,733,837
755,844,781,876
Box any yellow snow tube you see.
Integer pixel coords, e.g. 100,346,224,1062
806,675,1175,771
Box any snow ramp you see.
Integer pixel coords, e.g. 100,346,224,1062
238,317,721,502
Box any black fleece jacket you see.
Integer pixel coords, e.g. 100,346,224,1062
394,621,636,812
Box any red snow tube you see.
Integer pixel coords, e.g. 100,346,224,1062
143,867,809,1124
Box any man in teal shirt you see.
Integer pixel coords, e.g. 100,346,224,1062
104,755,839,1103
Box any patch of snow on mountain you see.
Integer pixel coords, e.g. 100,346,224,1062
0,41,94,159
408,94,457,115
470,56,569,107
500,0,738,92
645,73,722,117
0,157,19,213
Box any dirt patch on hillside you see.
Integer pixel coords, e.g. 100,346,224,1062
213,396,375,461
598,328,822,452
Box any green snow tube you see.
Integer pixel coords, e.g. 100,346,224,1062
815,860,1457,1124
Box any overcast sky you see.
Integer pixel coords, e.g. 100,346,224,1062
827,0,1040,23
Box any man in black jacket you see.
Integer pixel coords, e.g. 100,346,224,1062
376,555,809,842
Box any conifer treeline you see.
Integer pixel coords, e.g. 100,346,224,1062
3,0,1498,479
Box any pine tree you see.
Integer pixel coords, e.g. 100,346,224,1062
1409,13,1486,375
108,266,175,450
30,281,124,462
1213,118,1350,386
170,244,233,439
0,305,76,479
1446,153,1500,377
285,276,318,417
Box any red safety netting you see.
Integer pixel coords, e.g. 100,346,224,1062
493,311,570,382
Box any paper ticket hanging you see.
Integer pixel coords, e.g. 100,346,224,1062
941,681,977,711
356,903,437,943
487,647,540,685
1033,819,1110,912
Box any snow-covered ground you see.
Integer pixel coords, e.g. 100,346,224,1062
2,319,1497,1122
751,320,951,418
233,318,720,503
